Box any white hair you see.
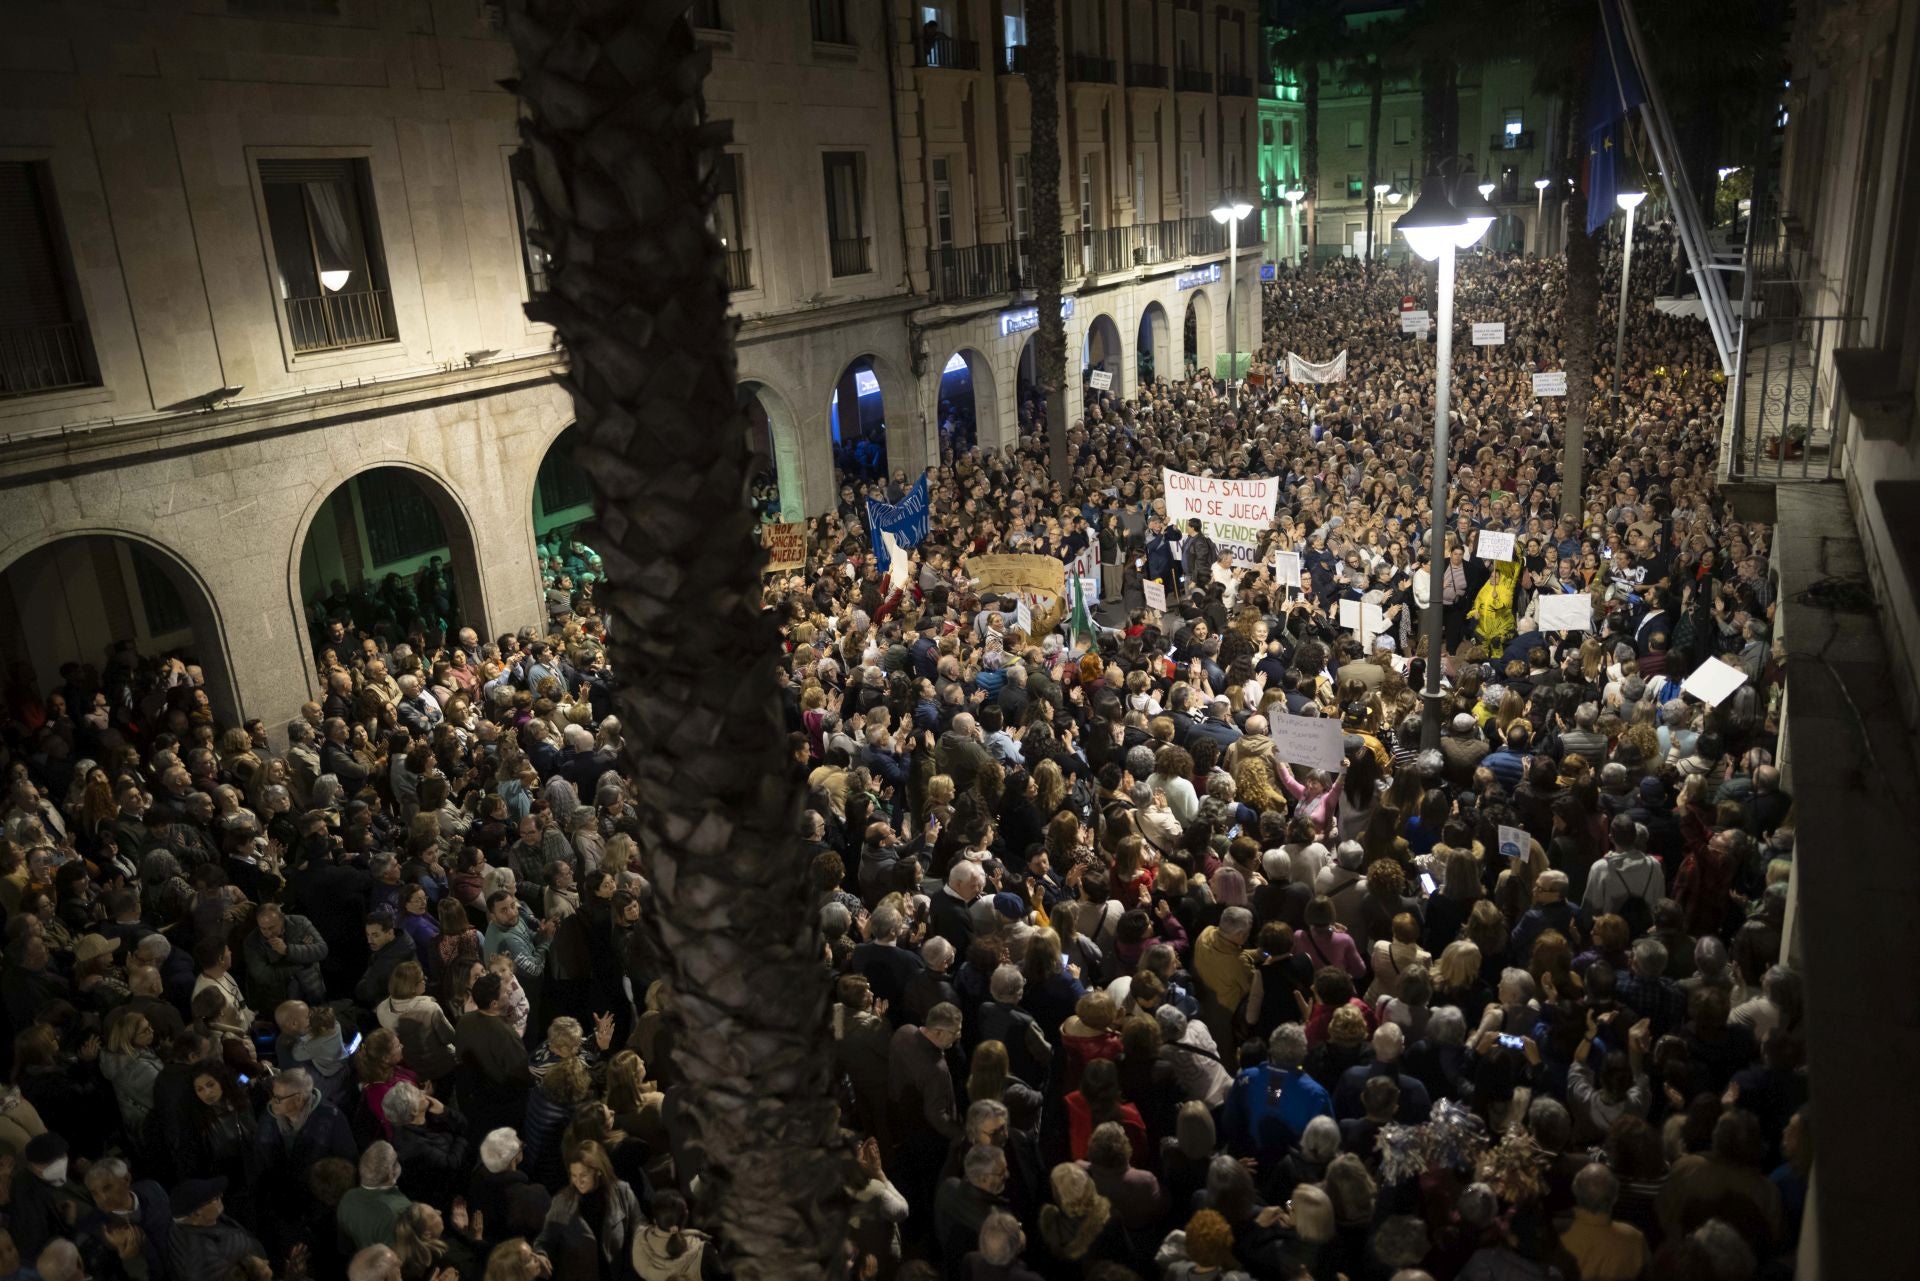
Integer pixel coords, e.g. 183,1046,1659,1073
921,935,955,969
480,1128,523,1173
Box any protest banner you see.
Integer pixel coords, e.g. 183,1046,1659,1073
1532,371,1568,396
1399,309,1430,333
762,522,806,572
1476,530,1517,563
1536,593,1594,633
1286,350,1349,384
967,552,1074,635
1338,598,1387,648
1497,825,1530,864
1681,657,1749,708
1161,467,1281,565
1272,712,1347,772
1471,322,1507,346
1089,369,1114,390
1273,550,1302,588
865,473,929,564
1143,579,1167,612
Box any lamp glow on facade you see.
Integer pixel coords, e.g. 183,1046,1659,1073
1534,177,1551,191
1477,181,1496,201
1616,189,1648,211
1211,196,1254,223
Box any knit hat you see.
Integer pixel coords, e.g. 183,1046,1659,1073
990,892,1025,921
24,1133,67,1165
170,1176,227,1217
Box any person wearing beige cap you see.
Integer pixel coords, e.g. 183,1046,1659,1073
72,934,118,967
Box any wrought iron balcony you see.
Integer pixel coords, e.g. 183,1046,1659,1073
921,33,980,70
285,289,397,353
1175,67,1213,93
0,322,95,399
1068,54,1116,84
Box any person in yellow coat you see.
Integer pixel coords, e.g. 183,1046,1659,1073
1468,560,1519,649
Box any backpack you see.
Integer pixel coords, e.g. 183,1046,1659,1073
1616,861,1657,937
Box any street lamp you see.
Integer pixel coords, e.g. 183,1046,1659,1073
1372,182,1391,261
1385,187,1403,259
1533,177,1551,256
1212,192,1254,407
1477,181,1496,201
1284,187,1306,265
1611,182,1648,407
1396,166,1492,749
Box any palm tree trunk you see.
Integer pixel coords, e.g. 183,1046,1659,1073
1302,61,1321,269
504,4,846,1276
1027,0,1069,484
1365,63,1383,269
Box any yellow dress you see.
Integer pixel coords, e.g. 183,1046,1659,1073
1468,561,1519,648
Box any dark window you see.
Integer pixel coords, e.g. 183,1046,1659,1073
824,152,870,275
689,0,728,29
258,158,397,353
508,151,551,295
538,435,594,516
130,546,191,637
812,0,851,43
356,471,448,567
0,161,96,398
713,153,751,289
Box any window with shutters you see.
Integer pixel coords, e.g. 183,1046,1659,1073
1012,153,1031,238
711,153,752,290
0,162,98,400
257,158,398,353
931,158,955,249
823,152,871,276
508,151,551,296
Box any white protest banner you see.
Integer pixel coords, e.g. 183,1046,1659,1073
1161,467,1281,565
1536,592,1594,633
1476,530,1517,563
1143,579,1167,612
1089,369,1114,390
1286,350,1349,384
1337,598,1387,648
1399,309,1429,332
1497,825,1531,864
1681,657,1749,708
1532,371,1568,396
1273,550,1302,588
1065,545,1100,604
1272,712,1348,772
1471,322,1507,346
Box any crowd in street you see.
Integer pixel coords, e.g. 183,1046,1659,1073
0,230,1800,1281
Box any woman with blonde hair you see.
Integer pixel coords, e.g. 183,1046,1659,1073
100,1011,163,1134
392,1200,481,1280
1433,939,1493,1026
603,1048,667,1154
1036,1161,1116,1269
1366,913,1431,1004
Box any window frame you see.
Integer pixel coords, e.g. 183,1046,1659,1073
811,0,853,45
251,152,402,366
821,149,874,278
0,158,101,402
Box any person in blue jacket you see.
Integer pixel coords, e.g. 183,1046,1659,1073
1221,1024,1333,1162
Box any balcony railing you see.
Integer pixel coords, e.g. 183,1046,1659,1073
1068,54,1116,83
928,242,1019,301
1127,61,1167,87
285,289,397,353
921,33,980,69
1071,226,1140,276
1221,72,1254,97
1175,67,1212,93
1492,130,1535,150
725,248,753,291
1001,44,1027,73
0,321,95,399
829,236,872,277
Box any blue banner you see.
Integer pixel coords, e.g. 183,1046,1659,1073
866,472,930,564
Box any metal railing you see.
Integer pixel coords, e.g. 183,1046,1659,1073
1072,226,1138,276
928,242,1018,300
1001,44,1027,73
921,215,1255,304
921,33,979,69
1175,67,1212,93
1220,72,1254,97
0,321,95,399
1127,61,1167,87
829,236,871,276
725,248,753,291
1068,54,1116,83
1491,131,1535,150
285,289,396,353
1727,312,1856,482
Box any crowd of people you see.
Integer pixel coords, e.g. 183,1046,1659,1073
0,227,1801,1281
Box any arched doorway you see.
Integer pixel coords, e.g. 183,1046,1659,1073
741,381,804,522
298,466,485,655
1015,335,1044,439
829,356,889,482
0,534,241,729
935,349,997,461
530,426,606,621
1138,301,1170,388
1183,289,1215,377
1081,313,1123,390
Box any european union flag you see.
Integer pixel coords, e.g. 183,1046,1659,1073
1583,0,1645,235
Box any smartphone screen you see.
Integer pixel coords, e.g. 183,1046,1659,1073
1419,872,1436,895
1498,1034,1525,1051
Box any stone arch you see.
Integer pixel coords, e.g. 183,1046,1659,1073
287,460,489,678
0,529,243,726
739,378,806,522
1183,288,1216,375
933,347,1000,460
1081,313,1124,385
828,350,919,484
1138,301,1171,388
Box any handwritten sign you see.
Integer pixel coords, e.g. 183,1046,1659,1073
966,553,1071,597
1472,322,1506,346
1272,712,1348,772
1536,593,1594,633
1143,579,1167,612
1400,311,1431,335
1338,598,1387,648
1532,371,1568,397
1273,550,1302,588
1088,369,1113,391
1161,468,1281,565
763,522,806,572
1476,530,1517,563
1681,657,1749,708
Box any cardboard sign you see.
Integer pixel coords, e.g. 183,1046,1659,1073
1681,657,1749,708
1498,825,1530,864
1272,712,1348,772
1089,369,1114,391
1161,468,1281,565
966,553,1073,597
1400,311,1431,335
1273,550,1302,588
1536,592,1594,633
1338,598,1387,648
1476,530,1517,563
1143,579,1167,612
1532,371,1568,397
763,522,806,572
1471,322,1506,346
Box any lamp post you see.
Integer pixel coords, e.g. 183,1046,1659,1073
1533,177,1551,256
1212,192,1254,407
1385,187,1402,261
1611,186,1648,408
1372,182,1391,260
1396,167,1493,749
1284,187,1306,265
